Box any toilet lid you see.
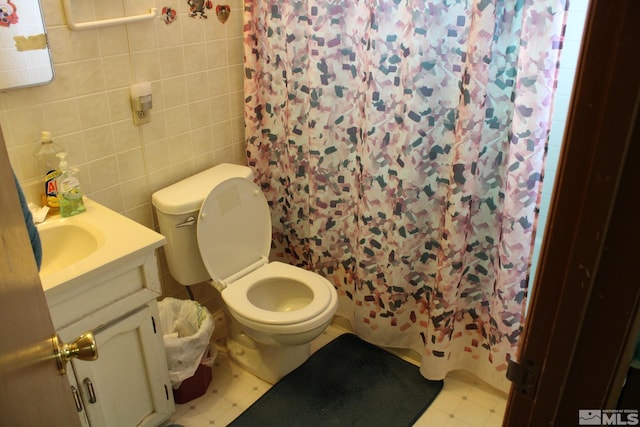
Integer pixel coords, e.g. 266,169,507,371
197,177,271,284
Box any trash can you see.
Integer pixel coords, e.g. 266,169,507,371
158,297,216,403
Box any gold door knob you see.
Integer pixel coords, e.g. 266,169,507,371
52,332,98,375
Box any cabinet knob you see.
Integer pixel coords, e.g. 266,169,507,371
52,332,98,375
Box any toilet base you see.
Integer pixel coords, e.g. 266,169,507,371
226,331,310,384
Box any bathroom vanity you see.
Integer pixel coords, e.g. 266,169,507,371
38,199,174,427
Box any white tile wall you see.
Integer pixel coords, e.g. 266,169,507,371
527,0,589,306
3,0,246,228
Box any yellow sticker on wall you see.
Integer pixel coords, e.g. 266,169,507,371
13,34,47,51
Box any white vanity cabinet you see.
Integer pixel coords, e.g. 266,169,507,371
50,250,175,427
40,200,175,427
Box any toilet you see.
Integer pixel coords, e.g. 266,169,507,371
151,163,338,383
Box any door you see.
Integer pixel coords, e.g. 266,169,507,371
0,129,81,425
504,0,640,424
70,303,173,427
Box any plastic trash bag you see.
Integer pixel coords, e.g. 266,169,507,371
158,297,215,388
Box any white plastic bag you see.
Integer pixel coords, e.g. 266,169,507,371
158,297,215,388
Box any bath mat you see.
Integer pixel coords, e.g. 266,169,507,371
228,333,444,427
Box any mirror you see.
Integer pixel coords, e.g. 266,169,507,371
0,0,54,91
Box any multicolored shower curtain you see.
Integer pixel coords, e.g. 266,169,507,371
244,0,566,392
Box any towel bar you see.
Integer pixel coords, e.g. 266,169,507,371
62,0,157,31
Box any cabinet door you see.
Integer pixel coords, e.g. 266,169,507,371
71,303,174,427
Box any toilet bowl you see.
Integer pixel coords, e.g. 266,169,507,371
223,261,336,345
152,164,338,383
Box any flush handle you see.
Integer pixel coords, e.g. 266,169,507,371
176,216,197,228
52,332,98,375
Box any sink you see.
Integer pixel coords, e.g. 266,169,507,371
37,198,165,292
38,222,104,278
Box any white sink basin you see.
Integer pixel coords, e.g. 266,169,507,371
39,222,104,278
37,198,165,291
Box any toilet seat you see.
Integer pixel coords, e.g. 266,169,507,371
221,262,333,325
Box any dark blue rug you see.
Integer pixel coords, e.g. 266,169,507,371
228,333,443,426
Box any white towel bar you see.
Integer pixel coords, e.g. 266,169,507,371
62,0,157,31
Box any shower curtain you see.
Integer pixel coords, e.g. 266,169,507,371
244,0,566,392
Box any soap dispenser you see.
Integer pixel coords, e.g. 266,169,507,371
55,152,86,217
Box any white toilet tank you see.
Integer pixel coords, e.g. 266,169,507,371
151,163,253,286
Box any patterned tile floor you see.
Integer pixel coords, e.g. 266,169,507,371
168,325,508,427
